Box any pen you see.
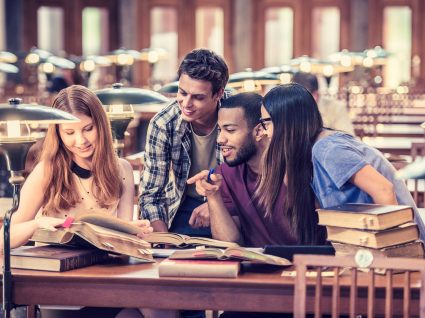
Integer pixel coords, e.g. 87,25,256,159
204,168,215,202
207,168,215,183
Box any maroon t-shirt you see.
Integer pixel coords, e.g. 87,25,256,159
217,163,298,247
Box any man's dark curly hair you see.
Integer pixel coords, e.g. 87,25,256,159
177,48,229,96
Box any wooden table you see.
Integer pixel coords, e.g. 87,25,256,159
6,258,422,317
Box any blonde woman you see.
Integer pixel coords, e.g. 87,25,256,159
1,85,152,318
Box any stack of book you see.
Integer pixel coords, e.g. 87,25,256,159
317,203,424,259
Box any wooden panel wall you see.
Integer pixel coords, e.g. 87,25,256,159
369,0,425,85
19,0,425,87
23,0,118,55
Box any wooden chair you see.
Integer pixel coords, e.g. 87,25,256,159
410,143,425,207
293,254,425,318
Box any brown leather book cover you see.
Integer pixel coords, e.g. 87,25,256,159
11,245,109,272
317,203,413,230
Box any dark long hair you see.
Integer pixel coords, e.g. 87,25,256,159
256,83,326,244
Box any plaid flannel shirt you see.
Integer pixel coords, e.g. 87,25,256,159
139,100,223,226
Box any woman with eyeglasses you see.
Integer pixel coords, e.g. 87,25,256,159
256,83,424,244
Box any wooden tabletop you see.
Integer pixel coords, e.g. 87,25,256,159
5,257,422,316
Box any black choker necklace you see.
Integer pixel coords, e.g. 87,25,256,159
71,161,92,179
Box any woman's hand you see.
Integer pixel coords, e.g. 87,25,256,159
35,217,66,231
130,219,154,238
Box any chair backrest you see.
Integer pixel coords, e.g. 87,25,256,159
411,143,425,161
410,143,425,207
293,254,425,318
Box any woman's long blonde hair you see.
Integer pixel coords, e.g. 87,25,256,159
41,85,122,213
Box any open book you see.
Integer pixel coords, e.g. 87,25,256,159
143,232,239,249
169,246,292,266
31,213,153,262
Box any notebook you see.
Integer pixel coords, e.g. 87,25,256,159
263,245,335,261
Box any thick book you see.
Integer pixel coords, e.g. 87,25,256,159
158,259,240,278
332,241,425,258
169,246,291,266
143,232,239,249
31,213,153,262
326,222,419,249
11,245,109,272
317,203,413,230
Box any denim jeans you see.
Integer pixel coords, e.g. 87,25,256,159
170,196,212,238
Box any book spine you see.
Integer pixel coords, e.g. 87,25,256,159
158,261,239,278
60,252,108,271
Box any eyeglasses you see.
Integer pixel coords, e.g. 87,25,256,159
259,117,272,130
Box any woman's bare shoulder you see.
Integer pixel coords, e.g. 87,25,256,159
118,157,133,172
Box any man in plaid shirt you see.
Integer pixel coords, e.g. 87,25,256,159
139,48,229,237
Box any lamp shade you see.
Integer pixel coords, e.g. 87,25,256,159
158,81,179,94
95,83,169,106
228,70,279,85
46,56,76,69
290,56,354,75
0,98,79,172
0,51,17,63
260,65,296,75
157,81,235,96
0,98,79,123
0,63,18,74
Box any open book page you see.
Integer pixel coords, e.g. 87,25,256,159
224,247,291,266
31,214,153,262
144,232,239,248
169,246,291,266
75,213,140,235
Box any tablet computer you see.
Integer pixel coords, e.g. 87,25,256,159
263,245,335,261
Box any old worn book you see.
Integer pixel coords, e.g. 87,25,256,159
31,213,153,262
326,222,419,249
317,203,413,230
158,259,240,278
143,232,239,249
169,246,291,266
11,245,109,272
332,241,425,258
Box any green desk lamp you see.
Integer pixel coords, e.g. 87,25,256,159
0,98,79,318
95,83,168,157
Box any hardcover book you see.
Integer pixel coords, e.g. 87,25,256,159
31,213,153,262
317,203,413,230
158,259,240,278
332,240,425,259
325,222,419,249
11,245,109,272
143,232,239,249
169,246,291,266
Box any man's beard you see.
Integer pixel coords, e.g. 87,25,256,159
224,138,257,167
